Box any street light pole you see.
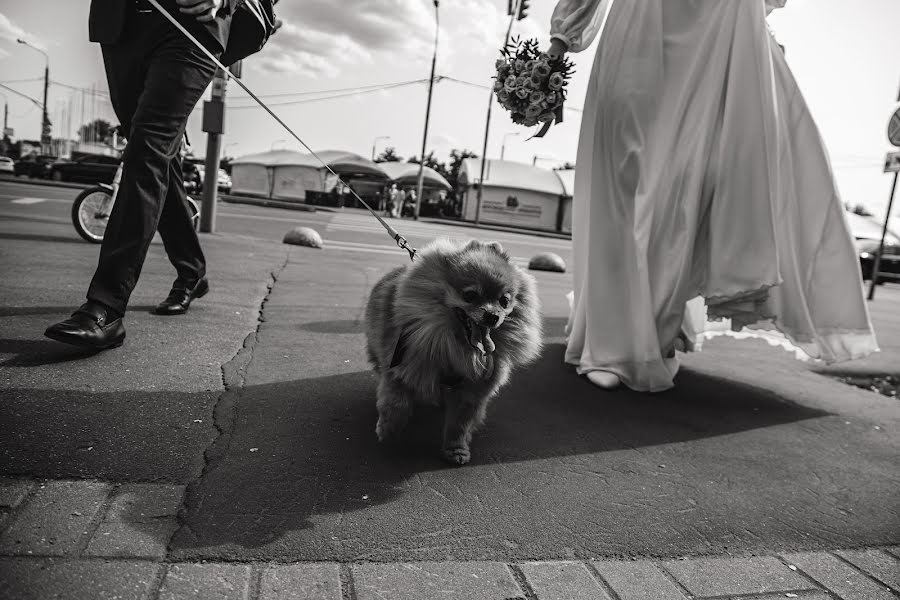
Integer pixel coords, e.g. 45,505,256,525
867,79,900,301
413,0,439,221
17,39,50,152
500,132,519,161
476,0,521,225
372,135,391,161
1,93,8,136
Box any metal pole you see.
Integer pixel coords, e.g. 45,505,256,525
42,63,49,149
867,171,898,300
372,136,390,161
500,132,518,161
867,80,900,301
476,0,520,225
414,0,439,220
200,67,228,233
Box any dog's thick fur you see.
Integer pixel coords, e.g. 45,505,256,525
364,239,542,465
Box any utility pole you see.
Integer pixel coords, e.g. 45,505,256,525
413,0,440,220
42,61,49,148
868,80,900,301
17,39,50,152
476,0,522,225
200,63,237,233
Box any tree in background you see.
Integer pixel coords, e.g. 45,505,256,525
446,149,478,193
407,151,450,180
553,161,576,171
374,147,403,163
78,119,114,145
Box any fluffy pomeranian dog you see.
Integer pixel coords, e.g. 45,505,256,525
365,239,542,465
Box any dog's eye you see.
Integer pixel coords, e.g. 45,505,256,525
462,290,480,303
499,295,511,308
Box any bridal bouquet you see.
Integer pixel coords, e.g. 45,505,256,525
493,37,574,138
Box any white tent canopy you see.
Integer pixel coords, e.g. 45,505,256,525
377,162,452,191
230,149,388,201
458,159,571,231
459,159,567,195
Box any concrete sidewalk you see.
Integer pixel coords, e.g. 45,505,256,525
1,213,899,599
0,477,897,600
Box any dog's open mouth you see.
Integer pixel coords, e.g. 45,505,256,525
454,308,496,355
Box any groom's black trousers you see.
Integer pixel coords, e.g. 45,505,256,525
87,8,218,316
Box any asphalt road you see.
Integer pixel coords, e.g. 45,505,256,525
0,177,574,267
1,178,898,563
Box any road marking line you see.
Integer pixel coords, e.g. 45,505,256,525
10,198,46,205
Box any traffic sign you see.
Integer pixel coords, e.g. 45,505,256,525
885,150,900,173
889,106,900,147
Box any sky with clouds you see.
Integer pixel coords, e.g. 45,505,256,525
0,0,898,218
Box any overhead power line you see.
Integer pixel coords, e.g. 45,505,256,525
0,82,43,108
229,79,430,101
228,79,429,110
0,77,44,84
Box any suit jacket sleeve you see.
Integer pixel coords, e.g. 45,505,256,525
88,0,127,45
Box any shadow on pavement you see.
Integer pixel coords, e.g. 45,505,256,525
0,306,157,318
0,231,86,245
0,386,218,483
0,338,104,367
168,343,839,561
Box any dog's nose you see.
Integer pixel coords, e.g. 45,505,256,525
482,312,500,327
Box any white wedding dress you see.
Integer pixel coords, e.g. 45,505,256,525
553,0,878,392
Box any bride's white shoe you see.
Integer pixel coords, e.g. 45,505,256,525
586,370,621,389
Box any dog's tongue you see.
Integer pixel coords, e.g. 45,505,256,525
469,324,496,355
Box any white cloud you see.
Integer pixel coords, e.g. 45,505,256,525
255,0,545,78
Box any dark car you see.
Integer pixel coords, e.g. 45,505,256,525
13,154,56,179
49,154,120,184
846,211,900,283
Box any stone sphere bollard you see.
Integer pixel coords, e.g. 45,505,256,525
528,252,566,273
283,226,323,249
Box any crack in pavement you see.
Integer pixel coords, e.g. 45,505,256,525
170,252,291,548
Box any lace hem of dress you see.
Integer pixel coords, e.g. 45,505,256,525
696,285,878,364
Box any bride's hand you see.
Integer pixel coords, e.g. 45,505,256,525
547,38,568,61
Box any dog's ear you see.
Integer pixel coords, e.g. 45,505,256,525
465,240,482,250
486,241,509,260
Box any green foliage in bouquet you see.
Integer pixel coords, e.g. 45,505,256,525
493,36,575,134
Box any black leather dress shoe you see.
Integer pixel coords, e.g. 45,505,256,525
155,277,209,316
44,303,125,350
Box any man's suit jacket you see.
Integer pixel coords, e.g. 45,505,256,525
89,0,237,51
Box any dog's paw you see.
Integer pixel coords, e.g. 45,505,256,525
441,444,471,466
376,417,399,443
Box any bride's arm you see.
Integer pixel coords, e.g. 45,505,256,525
549,0,609,56
766,0,787,15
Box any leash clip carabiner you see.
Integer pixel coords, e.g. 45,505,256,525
395,235,417,261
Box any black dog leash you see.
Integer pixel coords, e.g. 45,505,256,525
146,0,418,262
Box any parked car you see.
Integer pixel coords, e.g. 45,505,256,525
13,154,56,179
0,156,14,174
846,210,900,283
48,154,120,184
217,168,231,193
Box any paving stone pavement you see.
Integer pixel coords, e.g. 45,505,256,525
1,477,898,600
